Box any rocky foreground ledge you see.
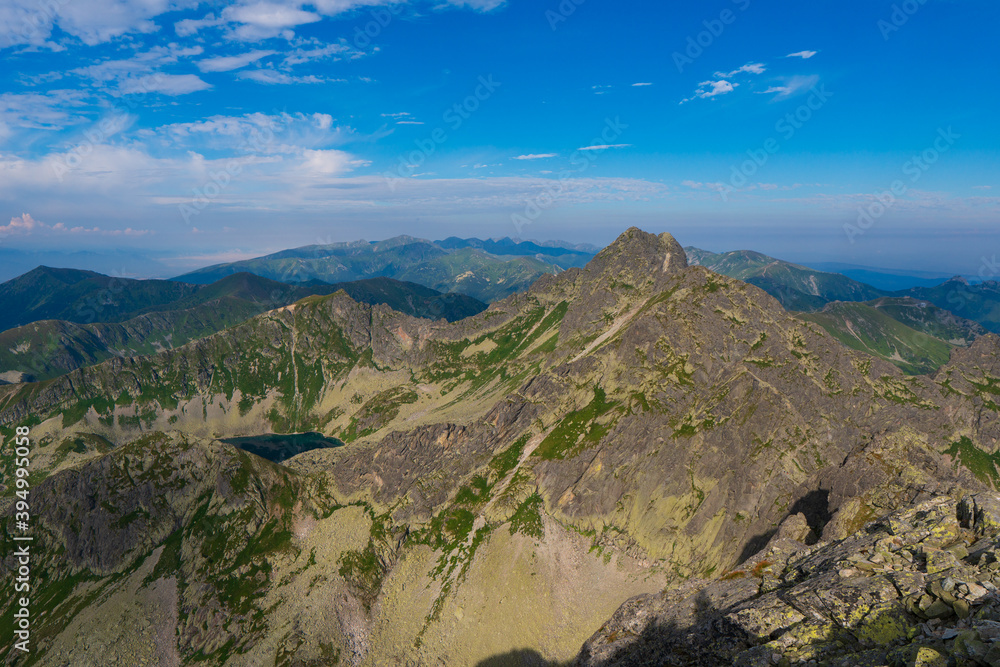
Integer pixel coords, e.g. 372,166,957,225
577,495,1000,667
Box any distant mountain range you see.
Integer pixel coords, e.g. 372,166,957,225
173,235,596,303
802,261,964,291
686,246,1000,374
0,270,485,382
5,238,1000,380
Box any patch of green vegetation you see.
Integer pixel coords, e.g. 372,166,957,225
488,434,529,483
533,386,619,460
54,433,110,462
425,301,568,390
61,395,114,428
338,541,383,607
340,386,419,443
534,332,558,354
656,345,695,387
113,507,150,529
144,529,184,586
453,475,491,507
877,377,938,410
509,493,544,539
945,436,1000,487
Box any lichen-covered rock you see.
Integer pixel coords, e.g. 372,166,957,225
576,494,1000,667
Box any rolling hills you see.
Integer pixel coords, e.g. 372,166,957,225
173,235,591,303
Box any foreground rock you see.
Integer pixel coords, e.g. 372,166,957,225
578,494,1000,667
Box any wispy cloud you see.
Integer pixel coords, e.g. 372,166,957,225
631,82,653,87
578,144,631,151
197,50,276,73
716,62,766,78
0,90,91,131
382,112,423,124
758,75,820,99
237,70,323,85
787,50,818,59
0,213,151,237
513,154,558,160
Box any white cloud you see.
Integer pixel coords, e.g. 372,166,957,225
174,13,223,37
631,82,653,87
0,0,203,48
226,2,321,29
716,62,766,78
972,185,992,190
197,50,276,72
237,70,323,84
787,50,818,59
118,73,211,96
513,154,557,160
382,112,421,124
577,144,631,151
680,80,736,104
0,90,90,132
222,2,322,40
681,180,729,194
299,149,366,176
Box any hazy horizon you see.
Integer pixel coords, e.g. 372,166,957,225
1,1,997,279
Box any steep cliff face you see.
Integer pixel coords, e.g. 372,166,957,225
3,227,1000,665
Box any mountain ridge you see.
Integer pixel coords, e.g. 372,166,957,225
3,227,1000,665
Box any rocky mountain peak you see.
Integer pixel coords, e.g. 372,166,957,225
586,227,688,285
590,227,688,278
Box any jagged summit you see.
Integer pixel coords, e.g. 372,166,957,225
587,227,688,280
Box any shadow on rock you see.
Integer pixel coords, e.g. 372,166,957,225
475,648,569,667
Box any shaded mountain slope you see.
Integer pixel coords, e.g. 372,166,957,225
895,277,1000,334
0,273,486,382
0,266,200,332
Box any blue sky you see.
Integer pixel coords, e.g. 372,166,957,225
0,0,997,278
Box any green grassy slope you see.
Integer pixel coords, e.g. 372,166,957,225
686,247,886,310
796,299,973,375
